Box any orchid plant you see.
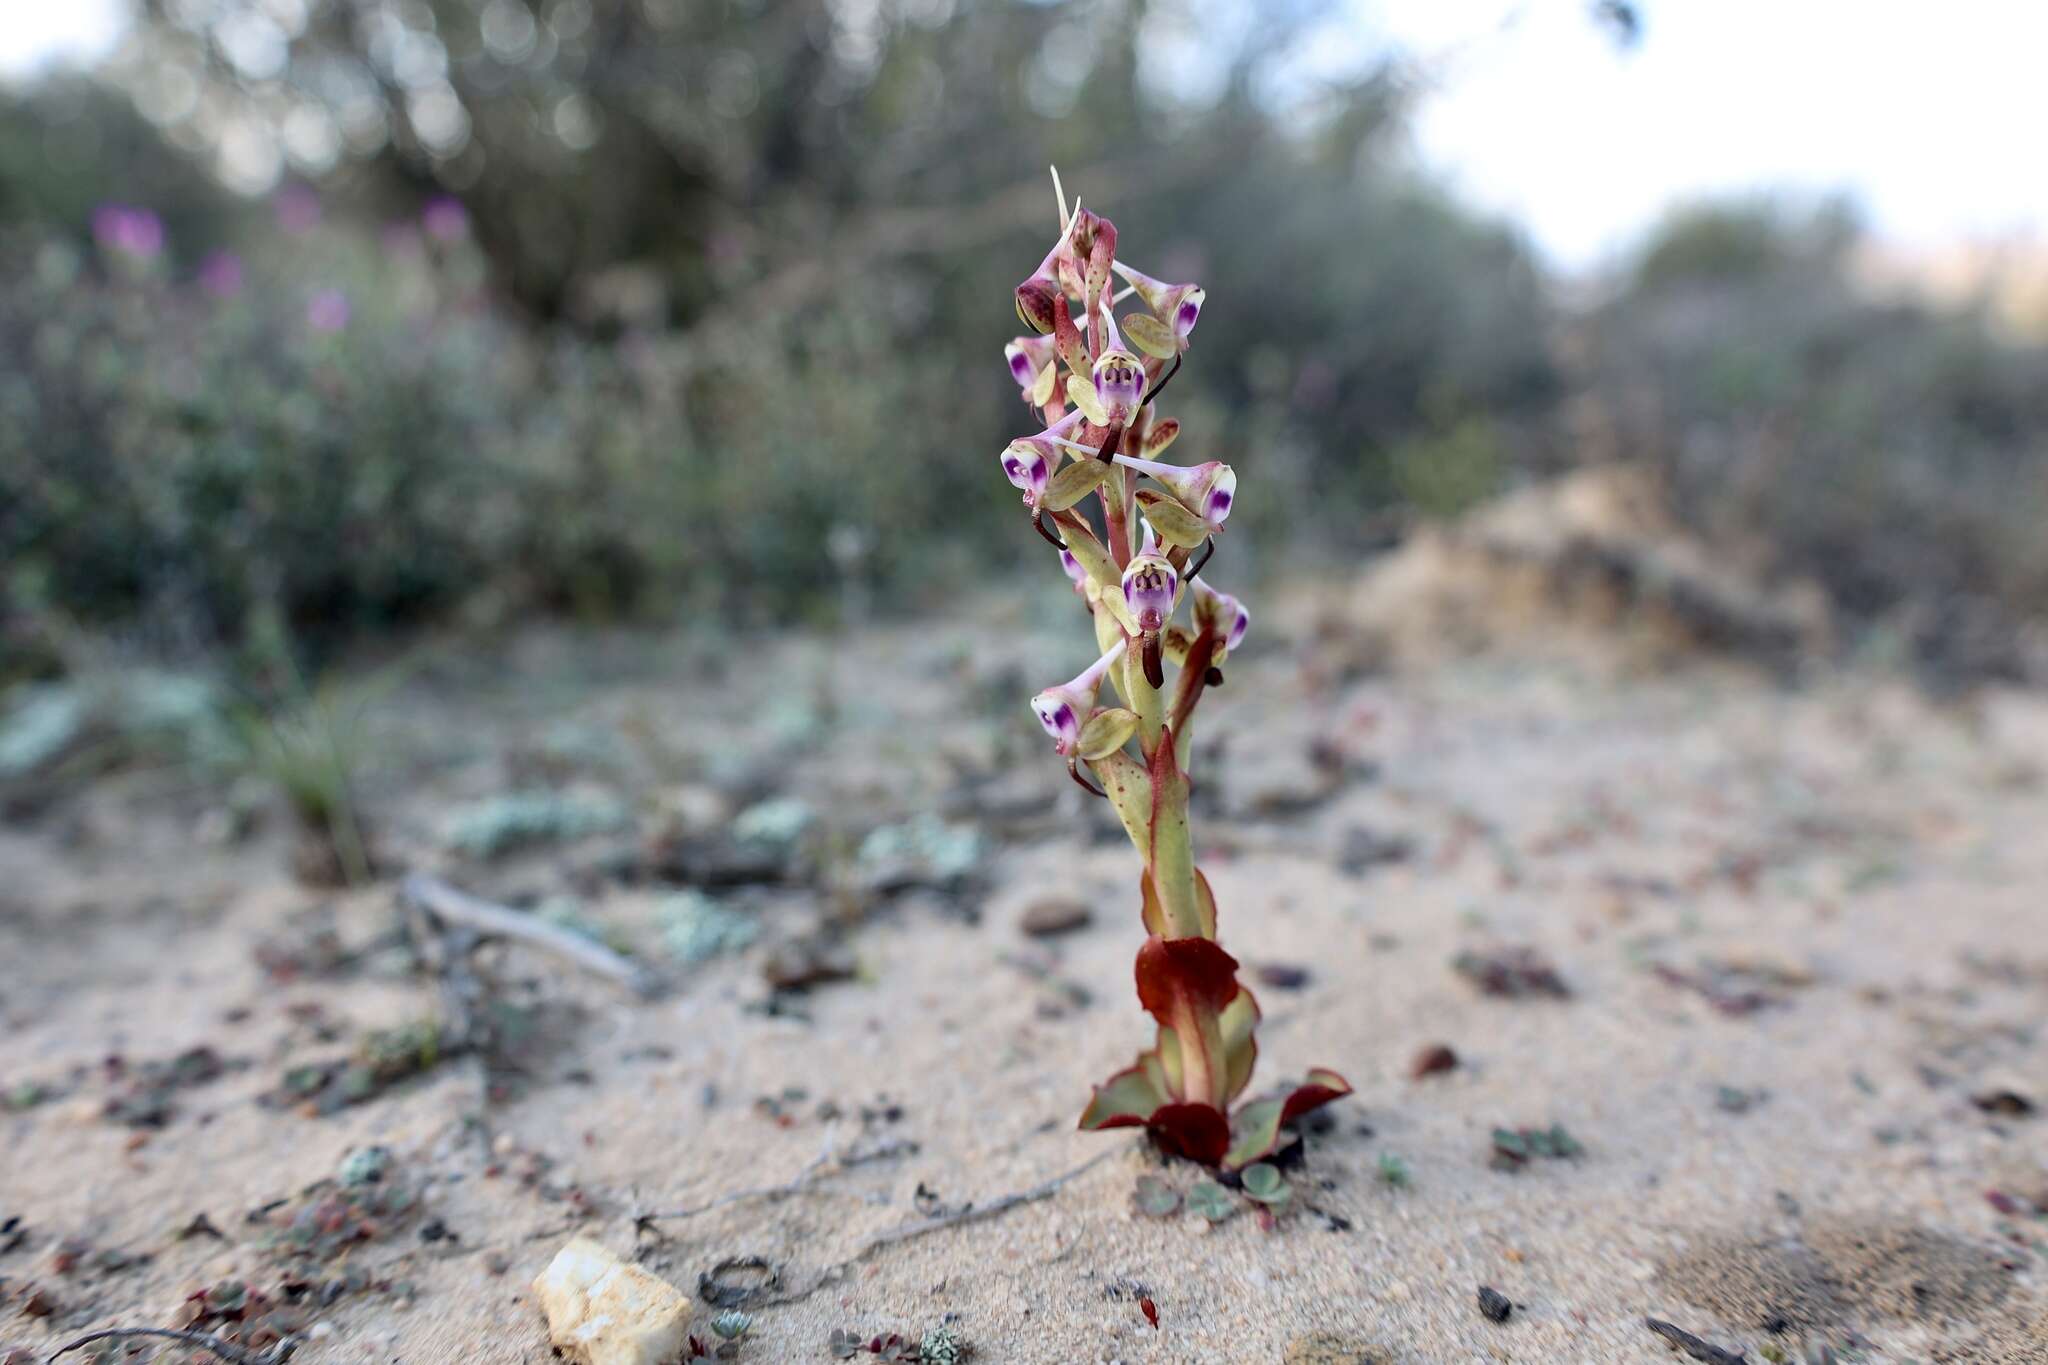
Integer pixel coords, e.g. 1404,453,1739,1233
1001,172,1350,1170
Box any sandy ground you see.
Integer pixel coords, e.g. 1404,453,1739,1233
2,598,2045,1364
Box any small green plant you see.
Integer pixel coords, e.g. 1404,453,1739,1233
1376,1152,1412,1188
919,1324,964,1363
1490,1123,1585,1169
1185,1179,1233,1222
1132,1174,1181,1217
1239,1162,1289,1208
1000,172,1349,1169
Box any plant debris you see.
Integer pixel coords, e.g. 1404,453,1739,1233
103,1046,243,1129
1409,1043,1458,1079
1649,956,1811,1016
1453,946,1570,999
1970,1088,2034,1117
1645,1315,1747,1364
1490,1124,1585,1169
267,1019,448,1115
697,1255,779,1309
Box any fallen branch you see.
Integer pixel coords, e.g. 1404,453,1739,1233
399,873,660,997
677,1141,1131,1310
855,1145,1123,1253
47,1325,278,1363
635,1129,919,1232
1644,1317,1748,1365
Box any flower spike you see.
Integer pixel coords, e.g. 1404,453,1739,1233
992,177,1351,1169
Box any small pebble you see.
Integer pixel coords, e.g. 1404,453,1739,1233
1409,1043,1459,1079
1018,897,1092,937
1477,1285,1513,1323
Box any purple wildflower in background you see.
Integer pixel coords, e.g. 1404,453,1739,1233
421,194,469,242
92,204,165,259
275,184,322,234
307,288,351,333
198,250,244,299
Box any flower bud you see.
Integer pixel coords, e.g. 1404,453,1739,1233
1005,334,1056,393
1112,454,1238,528
1015,275,1062,335
1030,639,1128,755
1014,233,1071,334
1093,348,1146,428
1121,552,1179,633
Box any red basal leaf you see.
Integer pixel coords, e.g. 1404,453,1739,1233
1147,1101,1230,1166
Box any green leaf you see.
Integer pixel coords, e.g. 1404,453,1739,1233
1041,456,1113,512
1122,311,1180,359
1133,1175,1181,1217
1055,517,1117,590
1223,1098,1285,1171
1092,749,1153,864
1217,983,1260,1104
1240,1163,1289,1206
1079,1053,1170,1130
1077,707,1138,761
1186,1179,1233,1222
1136,488,1211,549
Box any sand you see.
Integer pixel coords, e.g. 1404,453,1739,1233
2,601,2044,1363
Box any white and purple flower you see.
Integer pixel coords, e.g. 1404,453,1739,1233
1112,261,1204,343
1000,408,1087,508
1092,347,1146,428
1004,333,1057,394
1112,454,1237,528
1120,552,1180,633
1030,639,1127,755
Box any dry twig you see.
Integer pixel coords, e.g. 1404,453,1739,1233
399,873,660,997
47,1325,278,1363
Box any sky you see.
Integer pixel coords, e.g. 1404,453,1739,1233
1374,0,2048,270
4,0,2045,274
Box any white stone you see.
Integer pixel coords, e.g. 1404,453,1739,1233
532,1236,694,1365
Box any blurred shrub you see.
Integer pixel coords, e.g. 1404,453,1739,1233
0,205,1023,659
1585,198,2048,679
0,226,509,655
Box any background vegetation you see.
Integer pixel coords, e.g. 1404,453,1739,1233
3,0,2044,686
